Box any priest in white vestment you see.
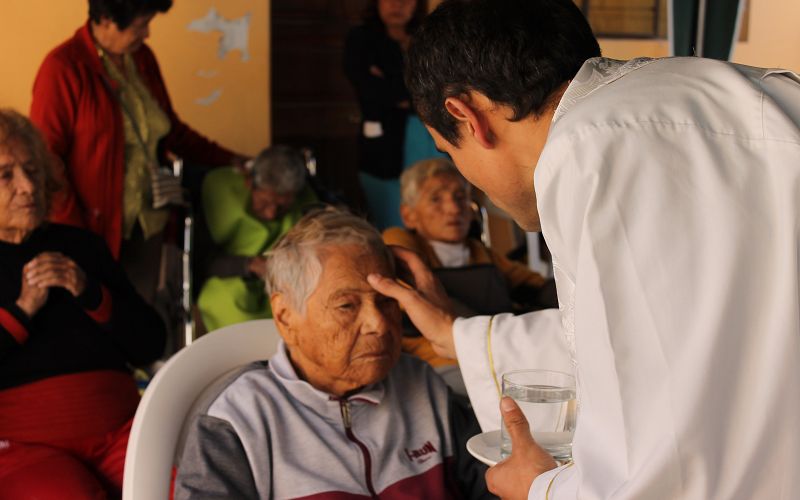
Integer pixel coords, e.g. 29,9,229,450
368,1,800,499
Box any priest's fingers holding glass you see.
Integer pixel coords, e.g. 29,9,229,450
486,397,557,500
23,252,87,297
367,245,457,359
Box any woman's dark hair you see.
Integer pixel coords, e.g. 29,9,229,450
363,0,429,35
89,0,173,30
406,0,601,145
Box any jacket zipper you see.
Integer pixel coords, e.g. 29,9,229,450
339,400,378,498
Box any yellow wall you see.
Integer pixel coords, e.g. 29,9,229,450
151,1,270,156
598,0,800,72
2,2,84,115
732,0,800,71
3,0,797,158
599,38,669,59
1,0,269,157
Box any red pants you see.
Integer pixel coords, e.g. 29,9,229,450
0,371,140,500
0,418,132,500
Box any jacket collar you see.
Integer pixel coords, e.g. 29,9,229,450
74,21,122,92
76,23,109,71
553,57,656,124
75,20,152,92
269,340,385,416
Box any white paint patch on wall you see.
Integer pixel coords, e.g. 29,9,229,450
196,69,220,79
196,88,223,106
187,8,252,62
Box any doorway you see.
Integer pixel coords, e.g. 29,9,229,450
271,0,370,209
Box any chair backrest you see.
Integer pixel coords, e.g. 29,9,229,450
122,319,280,500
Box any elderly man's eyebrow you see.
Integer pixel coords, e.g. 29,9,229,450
328,288,372,300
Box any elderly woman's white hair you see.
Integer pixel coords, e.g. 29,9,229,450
251,145,307,195
399,157,470,206
265,207,394,311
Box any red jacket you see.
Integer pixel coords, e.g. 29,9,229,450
30,23,235,257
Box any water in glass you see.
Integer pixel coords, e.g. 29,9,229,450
500,384,577,461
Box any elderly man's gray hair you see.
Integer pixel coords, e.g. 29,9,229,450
265,207,394,312
251,145,307,195
399,157,470,206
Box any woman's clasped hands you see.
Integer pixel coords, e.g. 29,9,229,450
16,252,87,316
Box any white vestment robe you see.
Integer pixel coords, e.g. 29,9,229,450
454,57,800,499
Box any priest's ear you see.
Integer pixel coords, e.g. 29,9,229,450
443,95,494,149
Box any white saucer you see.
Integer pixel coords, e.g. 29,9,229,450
466,430,503,467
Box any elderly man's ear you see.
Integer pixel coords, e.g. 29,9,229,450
443,94,495,149
270,293,298,346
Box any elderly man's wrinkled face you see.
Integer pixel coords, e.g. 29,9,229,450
274,244,402,396
0,140,46,243
250,186,296,222
401,173,472,243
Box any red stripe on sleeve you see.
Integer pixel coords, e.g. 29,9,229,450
85,286,113,324
0,307,29,344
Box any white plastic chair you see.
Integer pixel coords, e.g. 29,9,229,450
122,319,280,500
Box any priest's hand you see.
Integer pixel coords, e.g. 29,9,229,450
367,245,457,359
486,397,558,500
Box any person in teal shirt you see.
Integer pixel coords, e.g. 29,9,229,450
198,145,317,331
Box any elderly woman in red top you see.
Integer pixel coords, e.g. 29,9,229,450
30,0,244,304
0,110,166,498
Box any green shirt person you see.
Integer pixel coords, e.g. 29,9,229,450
198,146,317,331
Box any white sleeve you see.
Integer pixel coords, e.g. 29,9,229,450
452,310,571,431
528,464,578,499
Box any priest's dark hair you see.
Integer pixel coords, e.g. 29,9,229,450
406,0,601,145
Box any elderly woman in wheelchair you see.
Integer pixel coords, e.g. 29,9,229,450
382,158,557,389
174,208,491,499
197,145,318,332
0,110,166,498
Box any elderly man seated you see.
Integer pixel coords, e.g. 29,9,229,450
175,208,492,499
197,145,317,331
383,158,556,376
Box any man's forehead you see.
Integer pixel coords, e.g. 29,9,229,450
321,245,391,274
422,173,465,189
317,276,384,305
327,286,377,298
254,186,294,200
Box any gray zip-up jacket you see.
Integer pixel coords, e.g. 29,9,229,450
174,341,492,499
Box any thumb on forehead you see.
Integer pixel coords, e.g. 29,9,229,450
368,273,410,301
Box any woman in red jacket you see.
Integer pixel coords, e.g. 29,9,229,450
30,0,245,305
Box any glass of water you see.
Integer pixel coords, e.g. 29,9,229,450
500,369,577,462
